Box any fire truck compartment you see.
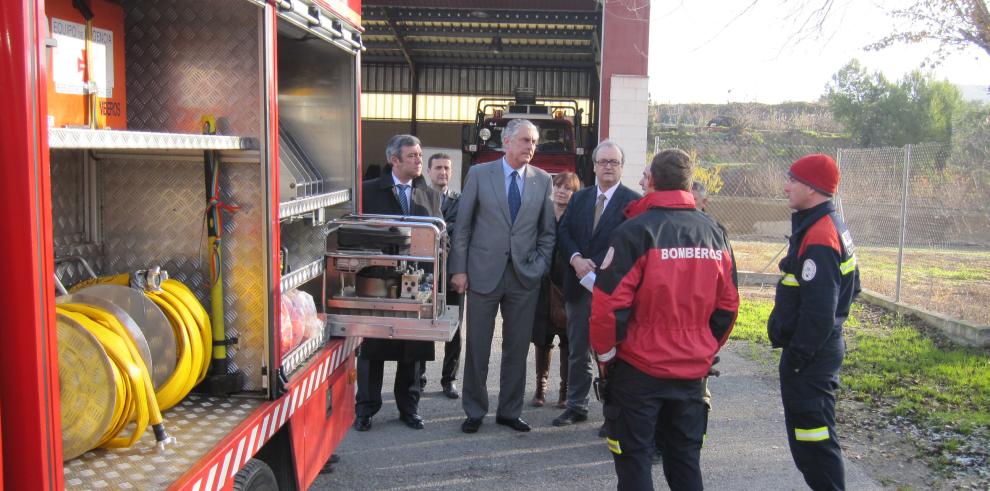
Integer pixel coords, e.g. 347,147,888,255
62,393,265,489
50,0,271,396
276,14,363,372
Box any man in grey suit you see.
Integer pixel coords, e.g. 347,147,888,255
450,118,556,434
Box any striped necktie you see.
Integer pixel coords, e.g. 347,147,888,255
396,184,410,215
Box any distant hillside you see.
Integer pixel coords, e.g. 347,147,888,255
652,102,842,133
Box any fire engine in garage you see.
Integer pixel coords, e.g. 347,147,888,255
461,88,594,183
1,0,457,489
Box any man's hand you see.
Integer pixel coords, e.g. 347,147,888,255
595,348,616,378
450,273,469,294
570,255,597,279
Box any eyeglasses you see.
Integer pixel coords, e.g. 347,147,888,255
595,159,622,168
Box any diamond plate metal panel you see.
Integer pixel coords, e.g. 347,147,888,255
123,0,263,137
51,150,103,287
63,394,263,490
280,220,332,275
101,158,268,390
220,163,268,389
278,189,351,219
280,260,324,293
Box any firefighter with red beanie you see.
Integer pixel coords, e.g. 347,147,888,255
590,148,739,491
768,154,861,491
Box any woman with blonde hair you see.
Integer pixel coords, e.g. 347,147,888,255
531,171,582,407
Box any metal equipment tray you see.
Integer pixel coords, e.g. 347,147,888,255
327,305,461,342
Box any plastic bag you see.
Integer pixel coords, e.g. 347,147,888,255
279,295,294,353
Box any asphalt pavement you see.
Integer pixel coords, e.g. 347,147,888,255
313,314,881,490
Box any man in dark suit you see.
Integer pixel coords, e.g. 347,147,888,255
553,140,641,427
419,152,462,400
354,134,442,432
450,119,556,434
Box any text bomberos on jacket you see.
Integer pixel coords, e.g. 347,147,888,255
659,247,724,261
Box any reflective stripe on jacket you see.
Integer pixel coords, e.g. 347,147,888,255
767,200,862,365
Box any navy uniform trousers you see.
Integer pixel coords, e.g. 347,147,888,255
779,336,846,491
604,360,707,491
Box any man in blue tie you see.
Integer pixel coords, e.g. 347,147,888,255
450,119,556,434
353,134,442,432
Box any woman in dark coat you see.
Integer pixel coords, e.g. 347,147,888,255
530,172,581,407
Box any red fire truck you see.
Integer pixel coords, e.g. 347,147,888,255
461,88,593,183
1,0,456,489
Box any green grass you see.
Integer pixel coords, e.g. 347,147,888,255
732,241,990,324
731,299,990,432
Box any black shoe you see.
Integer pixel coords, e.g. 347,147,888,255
598,423,608,438
441,382,460,399
495,416,531,432
552,408,589,427
354,416,372,432
461,417,483,433
399,413,425,430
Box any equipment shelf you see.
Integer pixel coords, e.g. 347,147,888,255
49,128,256,150
279,259,324,293
278,189,351,219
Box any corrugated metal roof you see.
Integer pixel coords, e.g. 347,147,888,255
361,4,601,69
363,0,599,11
360,3,602,99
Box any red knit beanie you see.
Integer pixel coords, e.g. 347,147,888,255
789,154,839,196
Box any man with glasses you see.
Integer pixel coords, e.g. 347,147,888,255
553,140,641,428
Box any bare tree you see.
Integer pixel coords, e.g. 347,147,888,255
866,0,990,65
736,1,989,65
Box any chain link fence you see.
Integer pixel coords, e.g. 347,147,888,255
838,143,990,324
660,135,990,325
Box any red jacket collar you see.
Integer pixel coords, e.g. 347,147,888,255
623,190,696,218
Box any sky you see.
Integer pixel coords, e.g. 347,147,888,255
648,0,988,104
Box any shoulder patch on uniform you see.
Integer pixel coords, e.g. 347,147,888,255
601,247,615,270
801,259,817,281
841,230,854,251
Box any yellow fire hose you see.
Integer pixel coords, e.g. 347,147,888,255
56,305,160,449
69,275,212,411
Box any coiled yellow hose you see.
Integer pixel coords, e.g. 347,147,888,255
60,276,212,452
68,275,212,411
56,305,159,448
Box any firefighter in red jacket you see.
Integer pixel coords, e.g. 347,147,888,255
768,154,860,491
590,149,739,491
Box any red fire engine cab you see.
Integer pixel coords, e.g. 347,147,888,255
1,0,457,490
461,88,593,183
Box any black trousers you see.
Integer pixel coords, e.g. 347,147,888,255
356,358,421,418
779,339,846,491
440,324,462,385
419,324,462,387
604,360,707,491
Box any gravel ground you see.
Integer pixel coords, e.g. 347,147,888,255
313,313,880,490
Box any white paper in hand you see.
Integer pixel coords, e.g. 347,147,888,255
579,271,596,292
